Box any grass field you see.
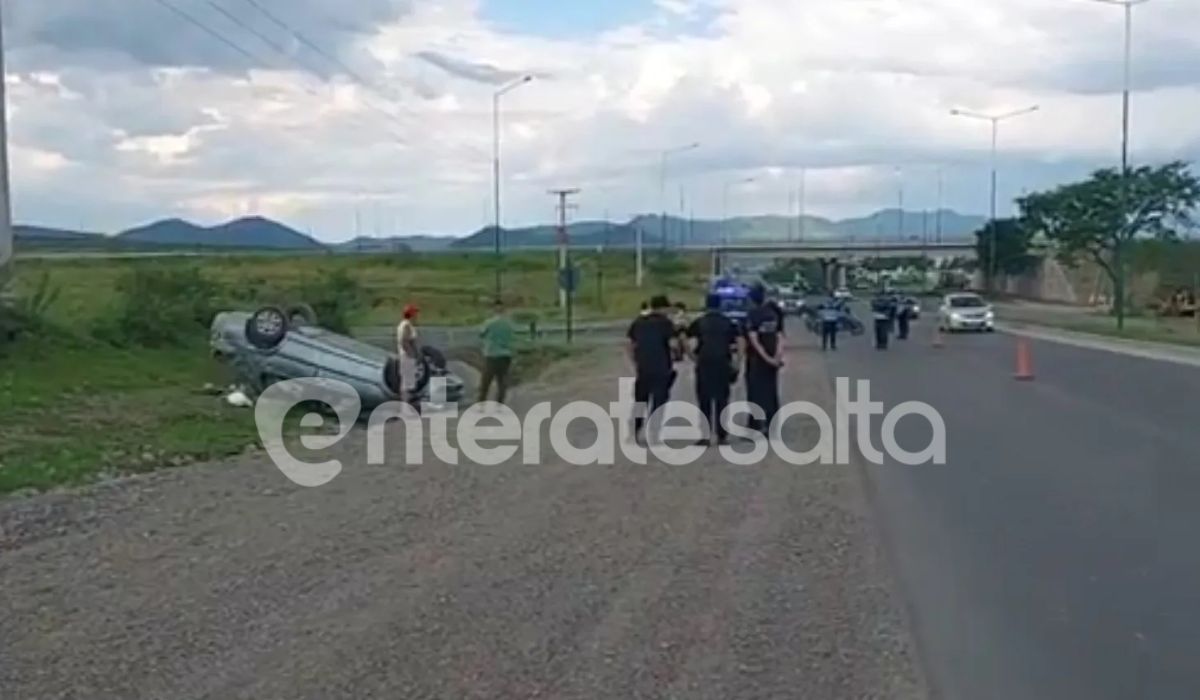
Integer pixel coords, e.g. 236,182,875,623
10,250,710,329
1,251,707,495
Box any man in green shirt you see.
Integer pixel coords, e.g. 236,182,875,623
478,298,515,404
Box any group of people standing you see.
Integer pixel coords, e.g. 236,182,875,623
810,291,915,351
627,284,785,446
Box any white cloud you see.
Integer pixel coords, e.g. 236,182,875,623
6,0,1200,238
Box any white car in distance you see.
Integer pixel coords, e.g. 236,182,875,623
938,293,995,332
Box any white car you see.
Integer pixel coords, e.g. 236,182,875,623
834,287,854,301
938,293,995,332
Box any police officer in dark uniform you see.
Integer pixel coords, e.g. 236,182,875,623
870,292,896,350
896,296,912,341
627,295,677,442
744,284,785,434
688,293,742,445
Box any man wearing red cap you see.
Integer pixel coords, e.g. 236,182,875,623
397,304,421,408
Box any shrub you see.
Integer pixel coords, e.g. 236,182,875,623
294,269,365,334
94,266,222,347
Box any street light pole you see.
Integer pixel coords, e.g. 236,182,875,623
640,142,698,287
492,75,533,300
950,105,1039,291
0,4,13,284
1089,0,1149,329
722,176,757,245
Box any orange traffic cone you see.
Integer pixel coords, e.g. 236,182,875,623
1014,337,1035,381
932,324,945,349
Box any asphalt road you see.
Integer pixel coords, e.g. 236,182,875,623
0,350,921,700
820,318,1200,699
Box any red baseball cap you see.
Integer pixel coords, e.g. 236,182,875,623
403,304,420,319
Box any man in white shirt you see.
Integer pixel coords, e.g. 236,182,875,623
396,304,421,408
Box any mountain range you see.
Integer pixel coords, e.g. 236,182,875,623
13,209,985,253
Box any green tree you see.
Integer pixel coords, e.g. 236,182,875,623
974,218,1036,280
1018,161,1200,329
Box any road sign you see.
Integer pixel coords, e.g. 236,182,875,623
558,266,579,294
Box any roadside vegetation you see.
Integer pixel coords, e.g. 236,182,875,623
1,251,707,495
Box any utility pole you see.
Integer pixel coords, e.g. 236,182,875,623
798,168,807,242
549,188,580,315
936,167,944,244
493,75,534,301
0,2,10,284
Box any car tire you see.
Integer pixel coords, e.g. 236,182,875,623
421,346,447,370
246,306,288,349
286,303,319,327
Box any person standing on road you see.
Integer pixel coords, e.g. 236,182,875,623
688,293,743,445
896,298,912,341
744,284,784,434
818,297,842,351
870,293,894,350
627,295,677,443
397,304,422,408
478,298,515,405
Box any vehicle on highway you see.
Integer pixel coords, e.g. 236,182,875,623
710,278,753,328
211,306,465,406
834,287,854,302
937,293,995,332
776,291,807,316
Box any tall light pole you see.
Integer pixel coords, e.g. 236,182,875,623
492,74,533,300
950,104,1039,290
0,3,13,284
639,141,698,287
1089,0,1149,329
722,176,757,245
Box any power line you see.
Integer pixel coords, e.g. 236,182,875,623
202,0,326,78
233,0,487,159
150,0,261,66
148,0,407,144
236,0,377,89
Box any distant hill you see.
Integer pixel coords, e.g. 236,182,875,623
447,209,984,249
833,209,983,240
15,225,101,241
333,235,456,253
116,216,325,250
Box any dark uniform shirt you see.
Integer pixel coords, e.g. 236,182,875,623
745,304,782,366
687,311,739,366
627,312,676,376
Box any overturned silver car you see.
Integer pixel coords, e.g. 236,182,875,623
210,306,464,407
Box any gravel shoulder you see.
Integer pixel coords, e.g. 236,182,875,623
1,346,923,699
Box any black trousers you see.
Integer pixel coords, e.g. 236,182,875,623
695,364,731,441
634,371,672,434
897,315,910,340
821,320,839,350
874,318,890,349
745,362,780,433
478,356,512,403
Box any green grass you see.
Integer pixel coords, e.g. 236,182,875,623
10,251,709,329
4,251,685,494
0,335,260,494
1001,304,1200,348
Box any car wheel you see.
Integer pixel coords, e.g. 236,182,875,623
286,303,319,327
421,346,447,370
246,306,288,349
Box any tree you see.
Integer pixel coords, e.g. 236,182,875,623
974,218,1036,280
1018,161,1200,329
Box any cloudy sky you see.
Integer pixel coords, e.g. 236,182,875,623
5,0,1200,240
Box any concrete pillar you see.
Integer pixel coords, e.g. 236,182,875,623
711,249,722,277
837,264,848,289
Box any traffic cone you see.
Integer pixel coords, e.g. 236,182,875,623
932,324,945,349
1014,337,1035,381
